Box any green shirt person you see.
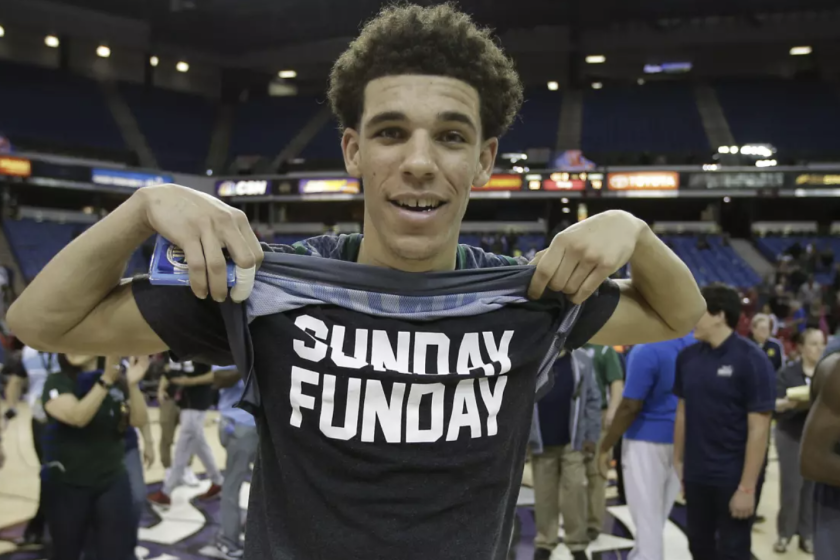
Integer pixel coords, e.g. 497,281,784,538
583,343,625,427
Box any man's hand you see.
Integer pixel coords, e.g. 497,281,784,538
139,185,264,302
674,459,684,484
598,451,611,479
776,397,795,412
605,409,616,430
157,387,169,403
169,376,193,386
126,356,151,385
143,444,155,469
583,441,596,457
102,360,122,385
528,210,643,302
729,487,756,519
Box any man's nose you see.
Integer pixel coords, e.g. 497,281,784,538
400,131,437,182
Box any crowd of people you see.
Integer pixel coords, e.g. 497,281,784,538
0,348,252,559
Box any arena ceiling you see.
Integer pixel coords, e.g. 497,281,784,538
32,0,840,55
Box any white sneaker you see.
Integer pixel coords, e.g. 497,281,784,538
183,467,200,487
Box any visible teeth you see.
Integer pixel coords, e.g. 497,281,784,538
395,199,441,210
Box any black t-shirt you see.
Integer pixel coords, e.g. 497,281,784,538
132,236,620,560
167,359,213,410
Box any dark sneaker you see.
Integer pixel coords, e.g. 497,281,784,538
587,527,600,542
147,490,171,507
533,548,552,560
198,483,222,501
799,537,814,554
572,551,588,560
215,541,244,559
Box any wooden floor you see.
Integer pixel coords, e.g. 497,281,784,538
0,404,813,559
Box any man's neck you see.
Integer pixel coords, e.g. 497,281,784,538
708,327,734,349
357,233,457,272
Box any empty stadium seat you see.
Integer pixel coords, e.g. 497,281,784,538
230,96,324,161
0,60,125,154
120,83,216,173
502,89,563,154
661,235,761,289
755,235,839,286
715,79,840,156
581,82,709,157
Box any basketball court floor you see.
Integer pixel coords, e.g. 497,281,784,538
0,404,812,560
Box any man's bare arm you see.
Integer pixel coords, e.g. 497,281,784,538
7,185,262,355
801,354,840,486
591,226,705,346
3,376,23,413
599,397,642,453
213,368,242,389
740,412,772,491
673,399,686,480
605,379,625,428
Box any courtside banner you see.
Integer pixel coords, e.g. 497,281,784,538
92,168,173,189
607,171,679,191
686,172,783,190
471,174,523,191
0,156,32,177
299,178,360,194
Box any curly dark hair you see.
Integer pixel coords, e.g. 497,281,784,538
328,2,523,140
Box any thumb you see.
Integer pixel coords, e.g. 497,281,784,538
230,265,256,303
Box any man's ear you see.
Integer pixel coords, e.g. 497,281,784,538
342,128,362,178
473,137,499,188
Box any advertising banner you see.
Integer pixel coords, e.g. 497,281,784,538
216,179,270,197
793,173,840,187
299,178,360,194
607,171,679,191
687,172,783,189
0,156,32,177
92,168,173,189
542,172,585,191
471,174,523,191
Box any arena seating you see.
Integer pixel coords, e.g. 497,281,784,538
755,235,839,286
298,117,344,162
0,60,125,155
661,235,762,288
229,96,324,161
2,219,149,282
119,83,216,173
501,89,563,155
581,82,709,159
715,79,840,156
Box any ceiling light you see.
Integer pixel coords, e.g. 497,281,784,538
547,81,559,91
637,78,645,85
592,82,603,90
790,46,812,56
0,26,5,38
45,35,59,48
586,55,606,64
150,56,159,67
278,70,297,79
718,146,730,154
176,61,189,73
96,45,110,58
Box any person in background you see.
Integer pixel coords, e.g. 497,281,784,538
674,283,776,560
147,357,223,506
156,358,200,488
799,336,840,560
750,313,785,371
582,343,624,542
42,354,149,560
798,275,822,308
2,346,62,547
773,328,826,553
121,356,154,559
529,349,601,560
597,332,696,560
212,365,255,559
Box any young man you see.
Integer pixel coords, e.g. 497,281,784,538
147,357,223,505
582,343,623,542
156,359,201,487
598,332,696,560
529,350,601,560
750,313,784,371
7,5,704,559
673,284,776,560
800,336,840,560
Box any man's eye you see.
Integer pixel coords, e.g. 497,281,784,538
440,131,466,143
376,128,404,140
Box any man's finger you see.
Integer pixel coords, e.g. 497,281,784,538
235,212,264,269
200,229,229,303
548,253,578,294
568,265,612,305
223,217,259,270
527,246,564,300
182,241,209,299
563,260,595,296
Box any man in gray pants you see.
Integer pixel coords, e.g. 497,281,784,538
801,337,840,560
213,366,258,559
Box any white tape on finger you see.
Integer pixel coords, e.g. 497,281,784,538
230,265,256,302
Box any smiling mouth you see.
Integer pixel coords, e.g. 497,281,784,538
389,199,447,213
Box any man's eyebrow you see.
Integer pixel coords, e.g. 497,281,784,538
365,111,407,128
437,111,477,132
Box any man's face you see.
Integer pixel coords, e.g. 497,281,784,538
342,75,497,267
751,320,770,343
693,310,722,342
